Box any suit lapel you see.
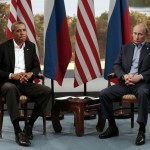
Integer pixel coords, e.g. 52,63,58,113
24,44,29,71
8,40,15,68
139,42,150,65
127,44,135,71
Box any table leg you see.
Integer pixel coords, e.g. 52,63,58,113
73,106,84,136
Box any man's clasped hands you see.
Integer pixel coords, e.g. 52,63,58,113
11,72,33,83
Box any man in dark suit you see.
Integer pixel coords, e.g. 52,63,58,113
99,23,150,146
0,21,51,146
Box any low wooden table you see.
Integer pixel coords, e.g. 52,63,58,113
51,97,106,136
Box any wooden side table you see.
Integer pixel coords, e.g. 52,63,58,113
51,98,106,136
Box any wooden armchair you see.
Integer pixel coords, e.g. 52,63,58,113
108,73,136,128
0,74,47,138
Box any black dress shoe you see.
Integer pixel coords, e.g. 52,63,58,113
99,126,119,139
15,132,31,146
23,124,33,140
135,131,145,146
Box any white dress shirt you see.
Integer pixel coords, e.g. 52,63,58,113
13,40,26,73
129,42,144,74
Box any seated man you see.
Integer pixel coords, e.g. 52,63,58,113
0,21,51,146
99,23,150,146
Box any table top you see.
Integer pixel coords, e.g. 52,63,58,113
55,96,100,104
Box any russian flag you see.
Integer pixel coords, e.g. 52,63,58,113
44,0,72,86
104,0,132,79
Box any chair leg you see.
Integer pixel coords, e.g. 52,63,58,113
0,111,2,138
24,103,28,126
0,103,4,138
43,112,46,135
131,103,134,128
20,103,28,126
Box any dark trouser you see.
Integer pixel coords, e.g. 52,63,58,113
0,82,51,122
99,83,150,125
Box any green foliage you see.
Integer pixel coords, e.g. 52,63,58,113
130,11,150,42
96,12,108,59
0,3,44,64
128,0,150,7
0,3,9,44
34,14,44,64
0,2,150,62
67,16,77,61
68,12,108,60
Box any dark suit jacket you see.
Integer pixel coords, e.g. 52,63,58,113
113,42,150,83
0,39,40,83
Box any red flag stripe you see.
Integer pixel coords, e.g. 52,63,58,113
78,8,102,74
6,0,39,59
76,29,97,79
81,0,97,36
74,0,102,87
17,1,36,39
76,13,101,77
74,52,88,86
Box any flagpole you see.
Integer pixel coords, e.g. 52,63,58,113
46,79,64,120
46,79,54,120
84,83,87,96
51,79,54,106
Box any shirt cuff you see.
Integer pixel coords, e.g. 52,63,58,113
139,74,143,80
9,73,12,79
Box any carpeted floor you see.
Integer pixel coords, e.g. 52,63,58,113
1,113,150,150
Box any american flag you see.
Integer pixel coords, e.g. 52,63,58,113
6,0,39,59
74,0,102,87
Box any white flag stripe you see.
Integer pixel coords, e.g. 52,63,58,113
77,20,100,76
18,1,36,39
75,67,92,86
44,0,54,34
22,1,35,26
87,0,95,16
74,0,102,87
108,0,116,22
17,8,37,48
79,2,100,58
18,19,39,58
44,0,54,57
79,1,97,43
7,0,39,60
7,20,12,32
17,10,35,41
74,52,92,86
74,66,82,85
76,42,92,80
10,4,17,19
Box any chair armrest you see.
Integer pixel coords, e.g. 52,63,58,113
108,73,119,87
37,73,45,80
108,73,116,79
35,73,45,85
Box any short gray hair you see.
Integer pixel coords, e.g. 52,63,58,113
11,21,26,32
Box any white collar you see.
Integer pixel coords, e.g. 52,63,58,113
13,40,25,49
